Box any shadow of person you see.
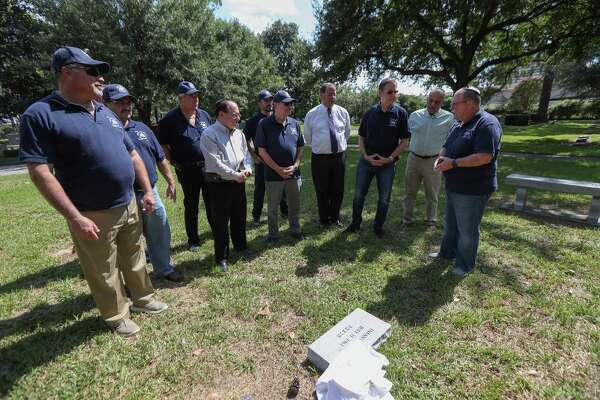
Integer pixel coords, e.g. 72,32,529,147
367,259,461,326
0,294,102,396
0,260,82,296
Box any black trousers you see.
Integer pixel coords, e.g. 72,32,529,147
252,162,288,220
206,181,247,262
311,152,346,224
175,164,213,245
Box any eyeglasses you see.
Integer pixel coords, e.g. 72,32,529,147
385,90,399,95
282,103,294,107
65,65,102,77
451,100,467,106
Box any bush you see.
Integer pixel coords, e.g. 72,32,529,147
3,149,19,157
505,114,530,125
549,102,582,120
582,101,600,119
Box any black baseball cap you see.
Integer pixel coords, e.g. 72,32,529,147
273,90,295,103
51,46,110,74
102,84,136,102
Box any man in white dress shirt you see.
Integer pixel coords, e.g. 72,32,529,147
304,83,352,228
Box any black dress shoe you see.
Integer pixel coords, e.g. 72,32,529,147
163,270,184,282
217,260,228,272
344,224,360,233
291,231,304,240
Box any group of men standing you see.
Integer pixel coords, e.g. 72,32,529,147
19,46,501,337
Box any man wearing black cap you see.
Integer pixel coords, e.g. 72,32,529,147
19,46,167,337
103,84,184,282
255,90,305,243
157,81,213,252
243,89,288,226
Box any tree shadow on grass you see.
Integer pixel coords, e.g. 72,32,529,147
367,259,461,326
0,260,82,296
0,294,102,396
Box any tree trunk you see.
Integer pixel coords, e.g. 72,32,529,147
137,101,152,126
536,66,555,123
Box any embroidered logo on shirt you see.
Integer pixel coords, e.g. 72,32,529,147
290,127,297,135
107,116,122,128
388,118,398,127
199,121,208,129
135,131,148,141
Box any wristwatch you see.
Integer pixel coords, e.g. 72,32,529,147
451,158,458,168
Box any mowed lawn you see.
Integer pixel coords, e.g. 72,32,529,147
1,144,599,398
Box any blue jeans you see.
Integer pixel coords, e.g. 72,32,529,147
136,187,174,278
351,157,397,232
439,190,491,272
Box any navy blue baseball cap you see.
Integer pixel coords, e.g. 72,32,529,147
258,89,273,101
51,46,110,74
102,84,136,102
273,90,295,103
177,81,200,96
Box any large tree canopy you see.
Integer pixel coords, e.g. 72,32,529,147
315,0,600,91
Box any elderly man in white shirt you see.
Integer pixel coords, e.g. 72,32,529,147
304,83,352,228
200,100,251,272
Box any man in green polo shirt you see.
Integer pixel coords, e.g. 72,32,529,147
403,89,454,227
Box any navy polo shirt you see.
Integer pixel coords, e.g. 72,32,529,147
125,120,164,192
358,103,411,157
443,110,502,195
156,106,212,165
243,111,267,143
255,115,304,181
19,92,135,211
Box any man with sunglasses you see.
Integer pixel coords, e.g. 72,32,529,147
157,81,213,252
255,90,305,243
103,84,184,283
433,87,502,277
19,46,167,337
200,100,252,272
346,78,411,238
243,89,288,227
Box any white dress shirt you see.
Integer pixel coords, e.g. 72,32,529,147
304,103,352,154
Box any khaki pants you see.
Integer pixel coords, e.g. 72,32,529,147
70,198,154,323
403,152,442,223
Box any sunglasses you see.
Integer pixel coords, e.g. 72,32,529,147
66,65,102,77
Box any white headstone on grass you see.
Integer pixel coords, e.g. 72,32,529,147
308,308,391,371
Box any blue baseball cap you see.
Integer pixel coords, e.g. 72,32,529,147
51,46,110,74
177,81,200,96
102,84,136,102
273,90,295,103
258,89,273,101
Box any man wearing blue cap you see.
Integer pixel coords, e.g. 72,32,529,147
255,90,305,243
243,89,288,226
19,46,168,337
157,81,213,252
103,84,184,283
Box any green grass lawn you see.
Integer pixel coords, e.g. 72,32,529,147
1,149,599,399
347,120,600,158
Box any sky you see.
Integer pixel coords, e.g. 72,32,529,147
215,0,427,95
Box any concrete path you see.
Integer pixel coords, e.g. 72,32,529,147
0,163,26,176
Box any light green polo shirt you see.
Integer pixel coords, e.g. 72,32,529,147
408,108,454,156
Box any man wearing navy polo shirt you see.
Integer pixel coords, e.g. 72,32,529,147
103,84,184,283
255,90,305,243
433,87,502,277
243,89,288,226
20,46,167,337
157,81,213,252
346,78,411,237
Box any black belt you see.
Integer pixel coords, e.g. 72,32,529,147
172,160,204,170
410,151,437,159
312,152,344,157
203,172,241,184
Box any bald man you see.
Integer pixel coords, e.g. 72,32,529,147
403,89,454,227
